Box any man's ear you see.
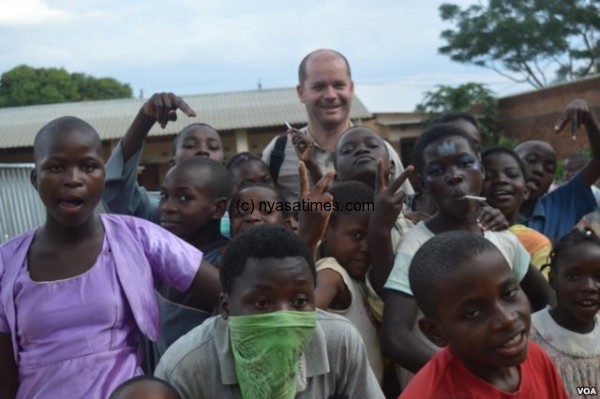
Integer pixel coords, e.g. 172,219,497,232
418,317,448,348
220,293,230,319
296,84,306,104
30,169,38,190
168,158,176,167
212,197,229,220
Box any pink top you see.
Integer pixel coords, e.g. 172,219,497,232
14,237,141,398
0,215,204,399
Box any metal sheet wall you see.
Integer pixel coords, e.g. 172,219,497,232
0,164,45,243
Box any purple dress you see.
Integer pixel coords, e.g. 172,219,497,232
0,215,203,399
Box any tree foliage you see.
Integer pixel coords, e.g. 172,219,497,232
415,82,508,147
0,65,132,107
438,0,600,88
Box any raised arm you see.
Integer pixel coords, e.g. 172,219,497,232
0,333,18,399
103,93,196,219
368,160,414,296
554,99,600,186
122,92,196,162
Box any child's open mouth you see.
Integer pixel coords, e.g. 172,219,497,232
575,299,599,310
59,198,84,209
494,330,527,358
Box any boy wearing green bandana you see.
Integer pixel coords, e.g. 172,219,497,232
155,224,383,399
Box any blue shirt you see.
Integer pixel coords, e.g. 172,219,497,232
516,173,598,240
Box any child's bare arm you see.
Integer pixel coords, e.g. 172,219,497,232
554,99,600,186
297,162,335,257
0,333,18,399
380,290,435,373
121,92,197,162
185,260,221,313
315,269,344,309
368,161,414,296
519,263,554,311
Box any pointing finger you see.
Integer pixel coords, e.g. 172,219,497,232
554,110,568,133
174,96,197,117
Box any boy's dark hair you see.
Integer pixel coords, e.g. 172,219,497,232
430,112,479,129
413,123,477,177
409,231,499,319
174,156,233,199
225,151,266,171
228,183,287,215
298,49,352,85
109,375,181,399
543,228,600,275
481,146,529,180
34,116,101,163
327,181,374,225
220,224,316,294
172,123,221,154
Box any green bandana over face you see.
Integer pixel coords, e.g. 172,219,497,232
228,310,317,399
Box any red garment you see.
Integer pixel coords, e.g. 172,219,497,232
399,342,569,399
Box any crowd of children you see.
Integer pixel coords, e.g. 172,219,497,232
1,84,599,398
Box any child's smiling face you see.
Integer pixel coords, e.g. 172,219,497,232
422,249,531,381
481,152,528,223
550,241,600,333
421,136,483,219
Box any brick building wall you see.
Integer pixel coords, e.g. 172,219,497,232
497,76,600,160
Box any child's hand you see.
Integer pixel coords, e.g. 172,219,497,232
373,159,414,230
290,128,316,162
477,205,509,231
142,92,197,129
297,161,335,252
554,99,590,139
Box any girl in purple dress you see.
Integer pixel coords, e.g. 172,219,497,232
0,116,220,399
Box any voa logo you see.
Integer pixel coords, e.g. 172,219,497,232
576,386,598,395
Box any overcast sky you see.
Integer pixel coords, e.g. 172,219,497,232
0,0,533,112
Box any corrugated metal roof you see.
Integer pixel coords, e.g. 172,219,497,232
0,164,45,242
0,87,372,149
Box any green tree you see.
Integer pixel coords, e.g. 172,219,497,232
0,65,132,107
438,0,600,88
415,82,509,147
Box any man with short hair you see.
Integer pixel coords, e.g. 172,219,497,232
262,49,413,196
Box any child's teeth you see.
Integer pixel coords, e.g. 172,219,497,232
503,333,522,347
